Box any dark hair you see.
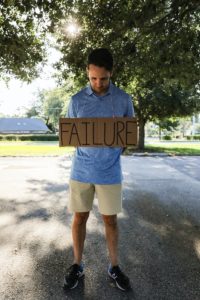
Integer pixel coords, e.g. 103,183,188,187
87,48,113,71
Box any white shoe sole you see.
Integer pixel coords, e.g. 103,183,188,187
108,270,127,291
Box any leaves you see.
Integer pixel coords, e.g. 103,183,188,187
53,0,200,117
0,0,68,81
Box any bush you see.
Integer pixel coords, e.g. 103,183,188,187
162,135,172,140
186,136,192,140
0,134,59,141
186,135,200,141
193,135,200,140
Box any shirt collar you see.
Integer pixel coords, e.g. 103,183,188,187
85,81,114,96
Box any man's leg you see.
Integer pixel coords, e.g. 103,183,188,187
96,184,121,266
72,211,90,265
64,180,93,289
102,214,131,291
102,214,118,266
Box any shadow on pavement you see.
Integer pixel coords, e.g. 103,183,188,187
120,189,200,300
0,175,200,299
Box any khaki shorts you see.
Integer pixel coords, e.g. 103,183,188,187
68,179,122,215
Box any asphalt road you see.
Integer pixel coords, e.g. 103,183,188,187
0,155,200,300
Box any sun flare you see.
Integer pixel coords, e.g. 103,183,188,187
65,22,81,37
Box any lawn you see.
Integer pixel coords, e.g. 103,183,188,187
1,141,200,156
144,142,200,155
0,142,74,156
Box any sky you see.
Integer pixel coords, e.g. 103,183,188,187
0,48,60,116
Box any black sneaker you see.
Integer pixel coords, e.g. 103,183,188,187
108,264,130,291
63,263,84,290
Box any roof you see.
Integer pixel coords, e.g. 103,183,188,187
0,118,49,133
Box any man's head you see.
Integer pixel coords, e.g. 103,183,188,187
87,48,113,96
87,48,113,71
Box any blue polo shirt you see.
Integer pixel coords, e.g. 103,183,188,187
67,82,134,184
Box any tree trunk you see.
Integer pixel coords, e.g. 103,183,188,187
138,119,145,150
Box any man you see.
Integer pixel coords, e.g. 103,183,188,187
64,48,134,291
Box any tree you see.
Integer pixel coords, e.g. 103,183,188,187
24,76,78,131
126,81,200,147
33,81,78,132
155,118,180,140
45,91,65,132
177,117,193,137
25,106,40,118
0,0,67,81
54,0,200,149
1,1,200,148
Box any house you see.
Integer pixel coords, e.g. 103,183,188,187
0,118,50,134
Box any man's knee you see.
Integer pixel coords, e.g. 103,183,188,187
73,212,90,225
102,215,117,227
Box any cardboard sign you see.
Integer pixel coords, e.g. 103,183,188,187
59,117,138,147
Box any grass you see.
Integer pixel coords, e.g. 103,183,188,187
0,141,200,156
0,141,74,156
144,142,200,155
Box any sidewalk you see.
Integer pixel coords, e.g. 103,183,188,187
0,156,200,299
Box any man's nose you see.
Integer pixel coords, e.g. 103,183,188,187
96,79,102,87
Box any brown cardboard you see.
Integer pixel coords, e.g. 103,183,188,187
59,117,138,147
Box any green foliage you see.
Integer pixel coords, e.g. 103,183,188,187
55,1,200,88
43,89,65,128
35,87,66,132
0,134,58,141
163,135,172,140
32,80,78,132
25,106,40,118
155,117,179,140
128,82,200,122
0,0,69,81
186,136,192,140
193,135,200,140
186,135,200,140
156,118,180,132
53,0,200,148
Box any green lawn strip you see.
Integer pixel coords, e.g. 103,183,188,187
0,144,74,156
145,143,200,155
1,141,200,156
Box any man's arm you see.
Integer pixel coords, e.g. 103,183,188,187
126,95,135,118
67,97,77,118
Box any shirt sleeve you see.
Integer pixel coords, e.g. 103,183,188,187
66,97,77,118
126,96,135,117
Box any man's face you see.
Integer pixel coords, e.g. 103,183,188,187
87,64,112,96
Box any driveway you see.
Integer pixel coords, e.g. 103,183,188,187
0,156,200,300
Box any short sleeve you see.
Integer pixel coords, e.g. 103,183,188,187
126,96,135,117
66,97,77,118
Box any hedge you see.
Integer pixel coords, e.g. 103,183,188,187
162,135,172,140
0,134,59,141
186,135,200,141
